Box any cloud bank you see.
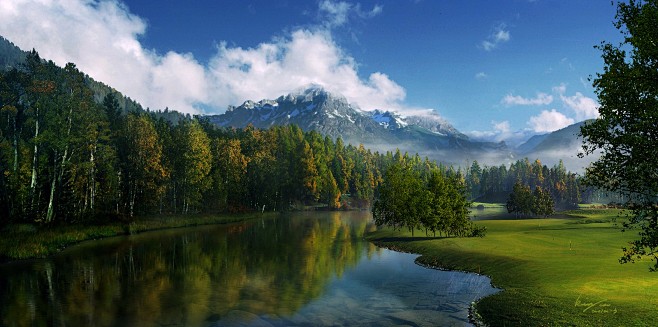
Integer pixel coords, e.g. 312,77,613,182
0,0,416,115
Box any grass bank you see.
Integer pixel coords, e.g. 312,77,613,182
367,208,658,326
0,213,264,262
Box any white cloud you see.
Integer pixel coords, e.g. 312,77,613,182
208,29,409,112
528,109,575,133
493,120,511,133
370,4,384,16
552,84,599,120
481,23,510,51
501,92,553,106
319,1,352,27
475,72,488,80
561,92,599,120
552,83,567,94
495,29,511,42
319,0,383,28
0,0,419,115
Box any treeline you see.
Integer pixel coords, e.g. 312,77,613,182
1,51,467,226
464,159,586,210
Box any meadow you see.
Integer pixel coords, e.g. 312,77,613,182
368,205,658,326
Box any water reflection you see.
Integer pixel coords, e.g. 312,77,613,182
0,211,497,327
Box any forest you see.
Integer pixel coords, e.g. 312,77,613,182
1,51,590,227
463,159,587,210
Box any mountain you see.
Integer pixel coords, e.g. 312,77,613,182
517,121,590,155
515,120,595,172
206,86,511,164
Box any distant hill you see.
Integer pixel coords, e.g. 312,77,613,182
517,121,589,155
515,120,596,172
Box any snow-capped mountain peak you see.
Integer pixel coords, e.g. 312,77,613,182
205,86,508,165
369,109,408,129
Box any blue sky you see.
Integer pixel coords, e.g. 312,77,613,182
0,0,621,143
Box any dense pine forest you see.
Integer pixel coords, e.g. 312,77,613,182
464,159,587,210
0,51,593,227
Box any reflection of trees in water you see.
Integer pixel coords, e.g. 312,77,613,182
0,212,379,326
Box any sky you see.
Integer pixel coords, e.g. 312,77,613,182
0,0,622,144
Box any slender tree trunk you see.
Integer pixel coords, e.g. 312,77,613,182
58,148,68,185
89,144,96,211
12,116,18,173
30,107,39,192
52,103,73,218
45,152,58,223
129,180,136,218
172,183,177,214
116,170,121,215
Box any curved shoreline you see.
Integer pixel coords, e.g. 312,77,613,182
371,240,500,327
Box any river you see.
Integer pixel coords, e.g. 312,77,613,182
0,211,498,326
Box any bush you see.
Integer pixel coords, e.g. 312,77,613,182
469,224,487,238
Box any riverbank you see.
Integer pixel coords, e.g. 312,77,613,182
366,208,658,326
0,213,267,262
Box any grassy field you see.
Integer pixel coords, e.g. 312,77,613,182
0,213,264,262
367,206,658,326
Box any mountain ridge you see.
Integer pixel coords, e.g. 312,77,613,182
206,86,512,164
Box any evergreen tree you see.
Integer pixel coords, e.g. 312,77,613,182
507,182,533,217
532,186,555,217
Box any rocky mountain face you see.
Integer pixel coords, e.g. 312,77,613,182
206,86,511,164
208,87,386,143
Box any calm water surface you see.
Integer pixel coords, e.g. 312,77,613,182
0,211,498,326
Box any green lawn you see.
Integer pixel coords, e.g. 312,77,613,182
367,208,658,326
